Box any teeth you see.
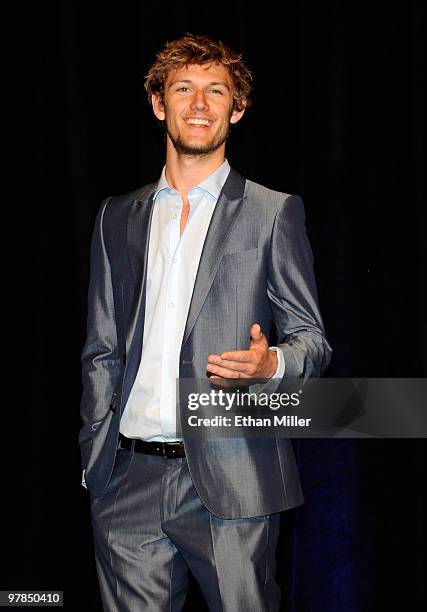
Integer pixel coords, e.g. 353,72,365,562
186,118,211,126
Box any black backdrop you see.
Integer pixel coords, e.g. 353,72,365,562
4,1,426,610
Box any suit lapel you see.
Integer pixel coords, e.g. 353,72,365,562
125,185,156,356
182,168,247,347
123,168,247,360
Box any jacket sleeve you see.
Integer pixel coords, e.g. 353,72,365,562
267,194,332,379
78,197,122,470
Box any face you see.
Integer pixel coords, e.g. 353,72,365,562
152,63,246,156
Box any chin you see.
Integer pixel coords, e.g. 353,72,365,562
172,137,221,156
177,145,216,156
175,133,228,156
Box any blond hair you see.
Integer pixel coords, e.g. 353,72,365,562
144,33,253,112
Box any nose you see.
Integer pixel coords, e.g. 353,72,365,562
190,90,208,112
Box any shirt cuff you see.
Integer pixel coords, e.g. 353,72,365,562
81,469,87,490
269,346,286,379
248,346,286,395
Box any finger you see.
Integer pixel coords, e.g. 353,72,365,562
250,323,268,346
207,354,222,364
209,376,251,389
250,323,262,340
207,361,250,375
208,351,259,374
206,362,250,378
209,359,254,374
215,350,257,363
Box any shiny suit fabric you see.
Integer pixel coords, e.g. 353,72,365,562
79,167,331,517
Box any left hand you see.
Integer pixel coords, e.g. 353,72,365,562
206,323,278,380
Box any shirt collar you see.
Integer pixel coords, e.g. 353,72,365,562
153,159,230,201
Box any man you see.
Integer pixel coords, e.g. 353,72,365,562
80,33,331,611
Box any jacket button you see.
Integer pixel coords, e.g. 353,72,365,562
110,392,118,413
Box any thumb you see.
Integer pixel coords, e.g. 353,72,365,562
250,323,267,346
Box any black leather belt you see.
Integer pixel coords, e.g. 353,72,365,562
119,434,185,458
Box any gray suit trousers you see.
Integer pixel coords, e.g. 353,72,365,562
90,443,282,611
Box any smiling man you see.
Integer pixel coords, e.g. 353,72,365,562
155,63,241,156
80,33,331,611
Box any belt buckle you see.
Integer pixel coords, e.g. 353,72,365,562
163,443,179,458
162,444,167,458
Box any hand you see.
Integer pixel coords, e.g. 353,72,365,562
206,324,278,380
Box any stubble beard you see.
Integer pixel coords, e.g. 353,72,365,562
165,115,232,157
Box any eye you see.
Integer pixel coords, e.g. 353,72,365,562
177,86,190,92
210,89,223,95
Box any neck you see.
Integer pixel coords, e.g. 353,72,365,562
164,139,225,197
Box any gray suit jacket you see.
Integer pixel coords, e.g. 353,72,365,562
79,167,331,518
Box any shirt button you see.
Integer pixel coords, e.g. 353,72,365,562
172,258,178,264
173,213,178,219
169,302,174,308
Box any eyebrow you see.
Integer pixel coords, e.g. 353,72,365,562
168,79,231,91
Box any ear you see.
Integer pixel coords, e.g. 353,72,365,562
229,102,246,125
151,93,166,121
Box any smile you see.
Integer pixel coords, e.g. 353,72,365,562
185,118,212,127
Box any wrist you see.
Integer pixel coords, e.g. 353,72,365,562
267,350,278,378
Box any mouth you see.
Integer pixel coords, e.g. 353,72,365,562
184,117,213,128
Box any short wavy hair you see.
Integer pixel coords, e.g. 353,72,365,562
144,33,253,112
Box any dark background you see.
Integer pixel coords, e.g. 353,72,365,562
4,1,426,610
